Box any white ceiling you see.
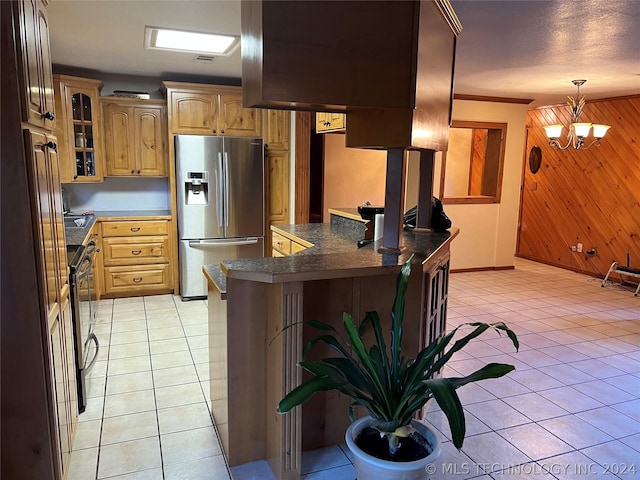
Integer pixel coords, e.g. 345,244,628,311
48,0,640,106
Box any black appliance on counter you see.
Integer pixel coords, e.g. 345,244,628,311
67,243,99,412
356,204,384,248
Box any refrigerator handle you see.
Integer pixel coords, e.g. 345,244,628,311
223,151,230,227
217,152,224,227
189,238,259,247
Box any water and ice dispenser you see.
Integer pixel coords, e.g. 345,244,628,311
184,171,209,205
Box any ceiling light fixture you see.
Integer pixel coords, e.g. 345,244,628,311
544,80,610,150
144,26,239,56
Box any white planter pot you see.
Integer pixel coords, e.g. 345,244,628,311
345,417,441,480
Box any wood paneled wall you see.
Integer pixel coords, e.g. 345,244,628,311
518,96,640,277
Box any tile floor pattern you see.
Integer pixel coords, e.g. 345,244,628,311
67,258,640,479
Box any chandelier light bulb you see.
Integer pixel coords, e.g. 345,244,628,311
543,80,610,150
592,124,611,139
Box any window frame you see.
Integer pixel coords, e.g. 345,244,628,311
439,120,507,205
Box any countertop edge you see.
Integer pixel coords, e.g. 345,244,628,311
222,227,459,285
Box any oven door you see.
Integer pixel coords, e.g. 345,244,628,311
74,248,99,413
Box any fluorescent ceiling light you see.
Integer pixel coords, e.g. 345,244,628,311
144,26,239,55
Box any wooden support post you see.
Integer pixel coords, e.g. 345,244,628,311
416,149,435,229
382,148,406,252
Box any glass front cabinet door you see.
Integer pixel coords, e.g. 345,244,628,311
54,75,104,183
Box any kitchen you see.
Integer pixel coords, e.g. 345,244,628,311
3,1,640,480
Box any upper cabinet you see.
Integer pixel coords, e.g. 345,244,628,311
101,98,167,177
316,112,345,133
17,0,56,130
54,75,104,183
264,109,290,150
164,82,261,136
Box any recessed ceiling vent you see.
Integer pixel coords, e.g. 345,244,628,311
194,55,217,64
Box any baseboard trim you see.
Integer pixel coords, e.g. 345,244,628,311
515,254,604,279
451,265,515,273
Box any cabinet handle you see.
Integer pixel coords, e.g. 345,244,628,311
265,144,269,149
324,121,331,127
221,129,225,134
73,175,78,180
137,169,141,174
131,169,135,174
131,250,142,255
213,129,217,134
45,141,57,151
132,277,143,283
42,111,55,121
130,227,141,232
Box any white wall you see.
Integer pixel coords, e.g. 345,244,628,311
63,177,171,212
436,100,529,270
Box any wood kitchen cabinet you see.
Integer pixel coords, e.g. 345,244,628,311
164,82,261,136
54,75,104,183
6,1,76,477
101,218,173,297
262,109,291,254
101,98,167,176
17,0,56,130
24,127,76,479
315,112,345,133
271,227,311,257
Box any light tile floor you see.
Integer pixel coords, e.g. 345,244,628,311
67,259,640,479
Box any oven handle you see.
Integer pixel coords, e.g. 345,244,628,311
76,255,93,281
84,240,97,255
84,333,99,371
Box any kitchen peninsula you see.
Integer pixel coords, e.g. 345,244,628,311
203,211,458,480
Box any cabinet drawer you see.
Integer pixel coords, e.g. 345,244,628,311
102,220,168,237
104,264,171,294
102,236,170,266
290,241,308,255
271,232,291,255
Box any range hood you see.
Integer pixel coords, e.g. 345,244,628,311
241,0,462,151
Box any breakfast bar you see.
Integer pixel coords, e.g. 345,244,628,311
204,216,458,480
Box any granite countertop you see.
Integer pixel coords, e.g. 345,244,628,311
203,224,458,297
64,210,172,246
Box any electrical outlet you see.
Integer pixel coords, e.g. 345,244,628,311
571,245,577,252
577,243,583,253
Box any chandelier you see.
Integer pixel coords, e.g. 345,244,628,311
544,80,610,150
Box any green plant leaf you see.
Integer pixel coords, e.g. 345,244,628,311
278,376,345,413
342,312,391,413
390,258,413,386
424,377,466,448
448,363,515,389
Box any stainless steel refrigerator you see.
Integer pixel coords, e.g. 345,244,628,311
175,135,264,299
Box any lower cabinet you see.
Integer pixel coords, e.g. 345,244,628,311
101,218,173,297
271,228,311,257
47,293,76,479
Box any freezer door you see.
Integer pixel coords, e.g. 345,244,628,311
179,237,264,299
175,135,224,239
223,137,264,238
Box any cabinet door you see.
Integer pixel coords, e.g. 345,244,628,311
169,91,218,134
135,106,166,176
66,86,104,182
266,150,290,224
104,103,135,175
264,110,290,150
219,94,260,137
18,0,56,130
316,112,345,133
26,130,59,313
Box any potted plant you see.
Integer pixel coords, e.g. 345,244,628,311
278,257,519,480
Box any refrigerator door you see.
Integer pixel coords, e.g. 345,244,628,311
179,238,264,299
175,135,224,240
223,137,264,239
